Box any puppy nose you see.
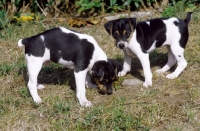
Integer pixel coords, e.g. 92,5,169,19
118,43,125,49
107,89,113,95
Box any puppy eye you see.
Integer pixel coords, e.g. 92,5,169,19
125,31,130,37
113,31,119,38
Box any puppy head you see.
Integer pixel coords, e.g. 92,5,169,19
91,59,122,94
104,18,137,49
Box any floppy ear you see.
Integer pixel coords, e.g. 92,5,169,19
104,21,113,35
91,65,105,81
128,18,137,31
107,59,123,78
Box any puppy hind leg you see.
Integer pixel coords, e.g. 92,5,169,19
27,72,44,89
26,59,43,103
156,46,176,74
166,48,187,79
74,70,92,107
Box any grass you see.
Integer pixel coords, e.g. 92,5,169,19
0,10,200,130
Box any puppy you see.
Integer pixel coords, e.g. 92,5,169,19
18,27,122,107
104,12,192,87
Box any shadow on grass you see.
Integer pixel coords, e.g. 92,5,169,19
19,52,169,91
21,62,76,90
117,52,169,82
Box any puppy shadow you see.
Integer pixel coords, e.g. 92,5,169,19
21,63,76,90
119,52,169,81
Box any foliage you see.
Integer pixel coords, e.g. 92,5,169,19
75,0,102,13
162,0,196,17
0,10,9,29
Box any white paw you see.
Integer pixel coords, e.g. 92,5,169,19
37,84,45,89
155,69,165,74
118,71,127,77
143,81,152,87
166,73,177,79
80,99,92,108
33,97,42,104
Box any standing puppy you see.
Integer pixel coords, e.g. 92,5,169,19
104,12,192,87
18,27,122,107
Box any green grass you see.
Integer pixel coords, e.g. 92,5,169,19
0,10,200,130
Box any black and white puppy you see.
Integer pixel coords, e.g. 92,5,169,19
18,27,122,107
104,12,192,87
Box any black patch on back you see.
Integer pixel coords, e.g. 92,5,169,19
22,28,95,72
23,36,45,57
136,18,167,53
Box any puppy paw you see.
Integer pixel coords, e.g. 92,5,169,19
80,99,92,108
166,73,177,79
33,97,42,104
155,69,165,74
118,71,127,77
37,84,45,89
143,81,152,87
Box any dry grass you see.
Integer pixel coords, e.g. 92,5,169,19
0,12,200,131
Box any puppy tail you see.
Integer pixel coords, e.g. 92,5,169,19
184,12,193,25
18,38,28,47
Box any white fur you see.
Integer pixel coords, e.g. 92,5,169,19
18,39,23,47
20,28,107,107
119,18,188,87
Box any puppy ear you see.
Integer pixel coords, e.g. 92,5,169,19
114,67,118,78
128,18,137,31
107,59,123,77
104,21,113,35
91,66,105,81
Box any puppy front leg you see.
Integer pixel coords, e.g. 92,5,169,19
118,52,132,77
138,53,152,87
74,70,92,107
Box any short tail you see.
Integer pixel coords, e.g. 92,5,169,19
18,39,24,47
184,12,193,25
18,38,28,47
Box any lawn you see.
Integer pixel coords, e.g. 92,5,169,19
0,11,200,131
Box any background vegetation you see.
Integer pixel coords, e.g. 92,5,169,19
0,0,199,29
0,0,200,131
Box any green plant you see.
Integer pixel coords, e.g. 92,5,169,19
0,63,13,76
19,87,31,98
75,0,102,13
133,0,142,8
0,10,9,29
162,0,196,17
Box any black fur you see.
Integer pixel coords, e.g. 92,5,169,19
91,59,122,94
21,28,94,72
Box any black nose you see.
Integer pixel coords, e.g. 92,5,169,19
118,43,124,49
107,89,113,95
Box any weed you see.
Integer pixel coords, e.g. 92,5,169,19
162,0,196,18
19,87,31,98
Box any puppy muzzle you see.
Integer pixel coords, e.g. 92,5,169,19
116,41,128,49
94,78,113,94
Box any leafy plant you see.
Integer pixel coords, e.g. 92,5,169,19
133,0,142,8
75,0,102,13
162,0,196,17
0,10,9,29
